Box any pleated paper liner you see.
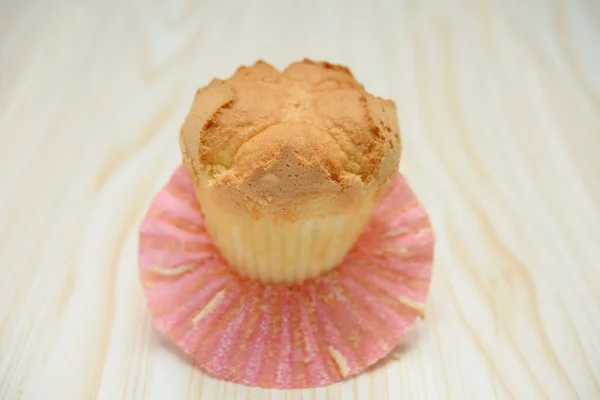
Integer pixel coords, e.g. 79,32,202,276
138,166,435,389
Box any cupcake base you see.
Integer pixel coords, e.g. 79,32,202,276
194,181,378,284
138,166,435,389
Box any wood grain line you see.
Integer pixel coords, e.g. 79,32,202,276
469,199,579,395
556,295,600,396
444,272,516,400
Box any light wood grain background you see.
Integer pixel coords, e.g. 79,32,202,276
1,0,599,399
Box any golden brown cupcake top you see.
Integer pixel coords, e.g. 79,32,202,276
179,59,401,219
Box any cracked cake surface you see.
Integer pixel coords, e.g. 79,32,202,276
179,59,401,219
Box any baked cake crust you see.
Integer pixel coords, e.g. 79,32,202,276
180,59,401,219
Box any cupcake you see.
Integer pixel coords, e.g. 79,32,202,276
179,59,401,284
138,59,434,389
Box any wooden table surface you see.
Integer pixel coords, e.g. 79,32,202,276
1,0,599,399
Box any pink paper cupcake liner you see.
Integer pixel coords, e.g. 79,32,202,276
138,166,435,389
